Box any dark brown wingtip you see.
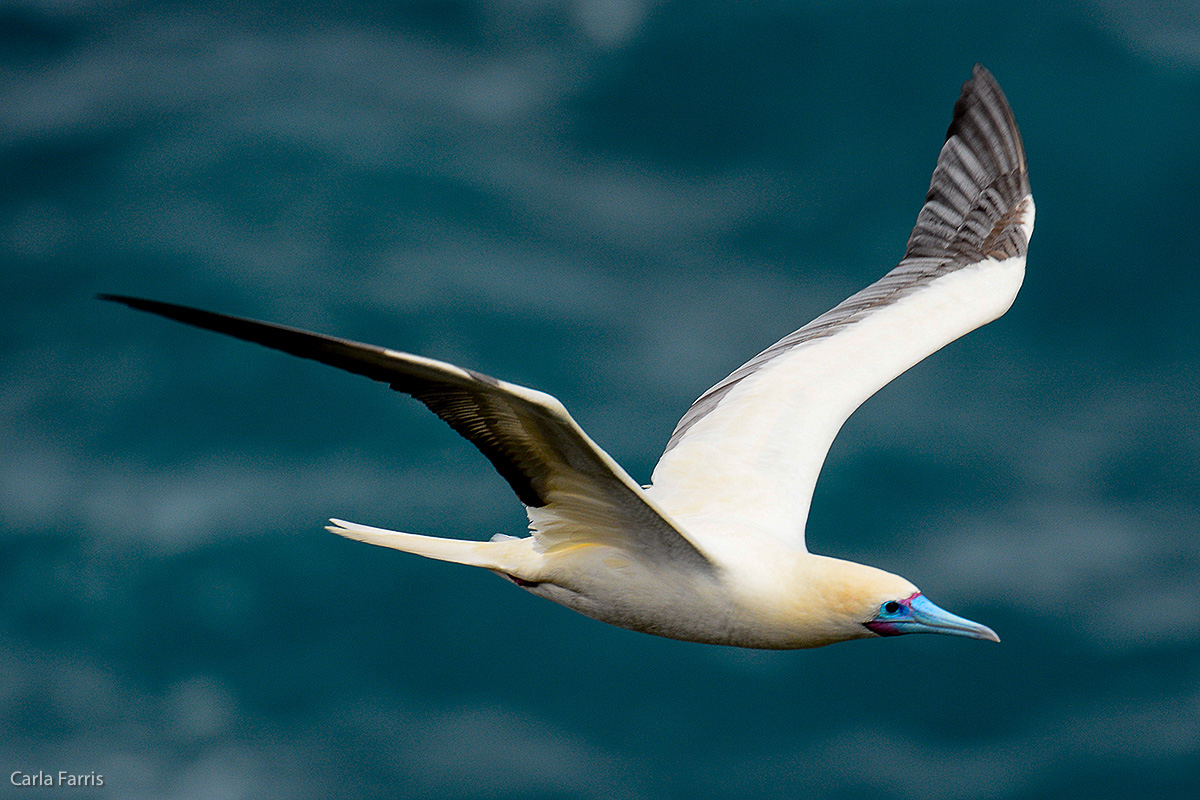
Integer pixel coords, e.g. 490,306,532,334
97,293,186,317
96,292,133,305
902,64,1030,265
945,64,1027,188
947,64,1008,141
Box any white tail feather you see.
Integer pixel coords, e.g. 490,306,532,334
327,518,524,570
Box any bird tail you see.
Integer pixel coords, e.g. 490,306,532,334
326,518,526,571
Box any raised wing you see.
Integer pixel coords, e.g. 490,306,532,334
645,65,1033,552
99,295,714,573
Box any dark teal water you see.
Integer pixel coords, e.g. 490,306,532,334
4,1,1200,797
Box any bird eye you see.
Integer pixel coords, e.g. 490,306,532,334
883,601,901,615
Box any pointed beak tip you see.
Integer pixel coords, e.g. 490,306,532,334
902,595,1001,644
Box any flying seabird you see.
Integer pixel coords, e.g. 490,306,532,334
102,64,1032,649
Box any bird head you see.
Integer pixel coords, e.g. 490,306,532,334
810,557,999,645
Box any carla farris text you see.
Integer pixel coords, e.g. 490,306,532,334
11,771,104,787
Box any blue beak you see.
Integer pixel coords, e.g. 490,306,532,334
865,594,999,642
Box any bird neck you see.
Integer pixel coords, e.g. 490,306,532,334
744,553,918,648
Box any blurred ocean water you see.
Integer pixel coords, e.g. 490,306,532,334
3,1,1200,797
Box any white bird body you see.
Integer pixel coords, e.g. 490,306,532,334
103,65,1032,649
330,516,913,648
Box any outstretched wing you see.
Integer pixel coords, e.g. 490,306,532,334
100,295,714,573
645,65,1033,552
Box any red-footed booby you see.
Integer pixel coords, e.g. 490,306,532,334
102,65,1031,649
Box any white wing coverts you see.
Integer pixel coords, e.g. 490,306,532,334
645,65,1034,551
